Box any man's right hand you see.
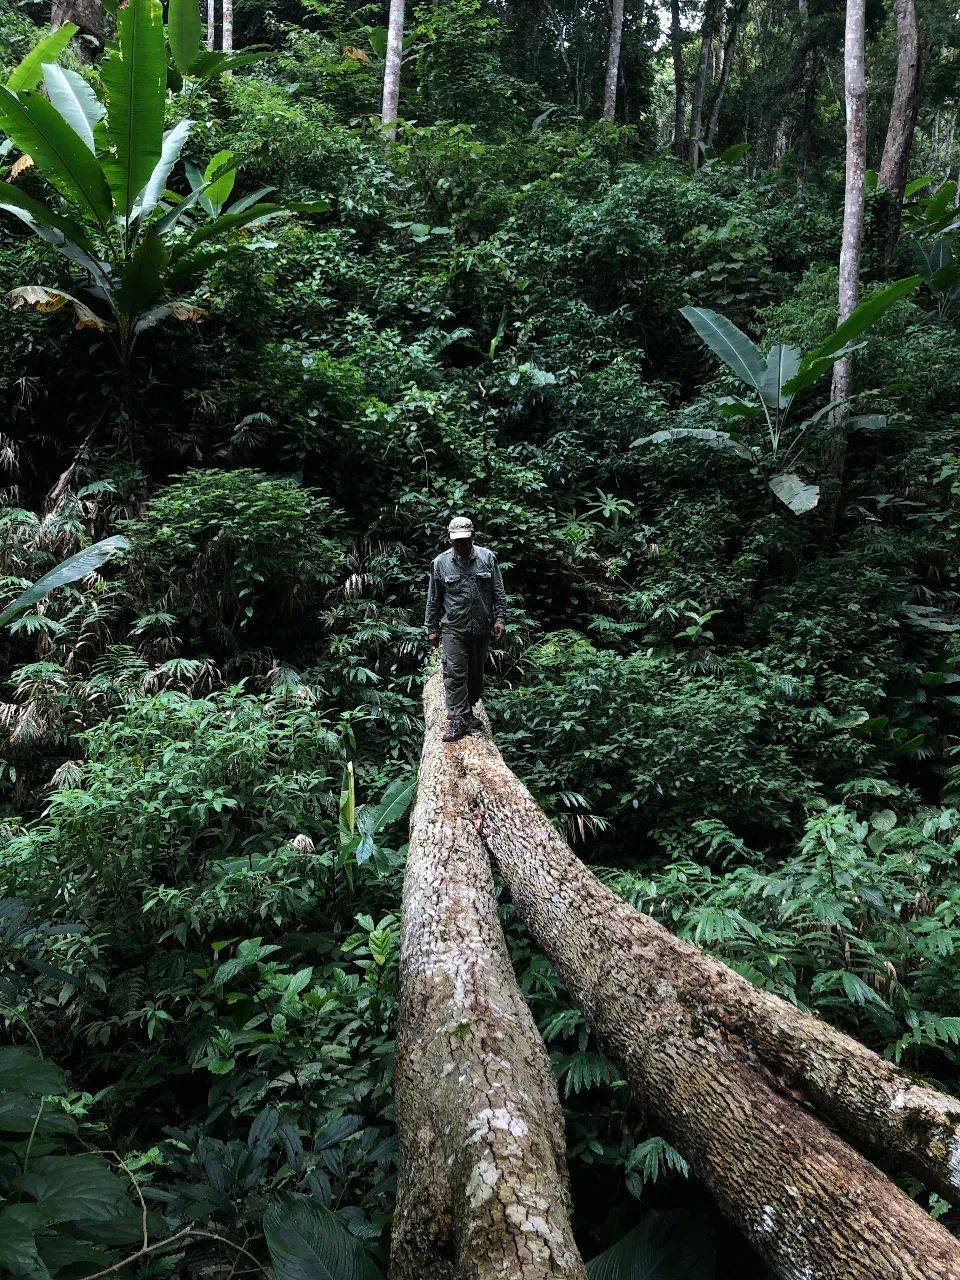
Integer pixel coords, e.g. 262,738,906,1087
428,631,440,646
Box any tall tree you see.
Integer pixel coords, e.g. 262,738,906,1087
706,0,746,147
206,0,214,49
670,0,686,156
392,679,584,1279
825,0,868,518
796,0,818,188
689,0,719,167
381,0,406,140
602,0,626,120
221,0,232,50
50,0,103,59
878,0,922,268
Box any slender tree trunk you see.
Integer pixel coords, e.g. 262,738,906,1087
602,0,625,120
423,696,960,1279
221,0,232,51
689,0,718,167
670,0,686,156
878,0,922,270
381,0,406,140
824,0,867,524
706,0,745,147
50,0,102,59
206,0,214,50
390,678,585,1280
796,0,817,190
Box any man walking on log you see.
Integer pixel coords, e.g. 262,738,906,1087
426,516,507,742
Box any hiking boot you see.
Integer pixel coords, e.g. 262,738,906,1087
441,716,467,742
465,710,484,733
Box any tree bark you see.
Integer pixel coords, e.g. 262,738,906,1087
602,0,625,121
706,0,746,148
221,0,232,51
206,0,215,50
670,0,686,157
878,0,922,270
381,0,406,141
413,676,960,1279
689,0,718,168
390,677,585,1280
50,0,103,60
824,0,867,524
795,0,817,190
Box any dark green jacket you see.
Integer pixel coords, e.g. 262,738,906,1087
425,545,507,634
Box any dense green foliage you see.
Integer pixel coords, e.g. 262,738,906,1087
2,0,960,1274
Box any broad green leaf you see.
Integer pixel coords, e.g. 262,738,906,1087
848,414,888,431
0,1093,76,1137
761,343,801,410
0,535,129,628
798,276,921,368
587,1211,715,1280
0,1204,51,1280
930,260,960,296
263,1193,383,1280
680,305,767,393
101,0,166,220
41,65,104,152
115,230,168,316
17,1155,132,1224
905,174,935,198
636,427,753,459
912,237,951,280
0,86,113,227
367,26,388,57
180,201,290,252
167,0,202,75
0,183,95,252
0,1048,66,1097
203,148,236,215
134,118,193,220
371,772,417,832
769,472,819,514
6,23,77,91
339,762,356,836
228,184,277,213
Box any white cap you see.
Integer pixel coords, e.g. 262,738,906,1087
448,516,474,541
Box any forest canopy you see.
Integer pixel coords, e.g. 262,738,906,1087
1,0,960,1275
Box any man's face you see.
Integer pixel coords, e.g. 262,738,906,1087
452,536,474,556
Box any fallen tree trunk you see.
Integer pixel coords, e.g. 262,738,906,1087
437,675,960,1279
390,676,585,1280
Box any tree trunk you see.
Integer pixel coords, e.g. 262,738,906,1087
206,0,214,50
878,0,922,270
50,0,102,59
670,0,686,157
602,0,625,121
689,0,718,168
796,0,817,190
381,0,406,141
221,0,232,51
706,0,745,148
390,677,585,1280
415,682,960,1279
824,0,867,524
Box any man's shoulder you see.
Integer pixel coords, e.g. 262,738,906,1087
430,548,455,569
473,544,496,562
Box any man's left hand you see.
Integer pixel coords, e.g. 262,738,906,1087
492,621,506,640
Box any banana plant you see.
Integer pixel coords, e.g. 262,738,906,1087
638,276,920,514
0,1,324,434
165,0,266,98
912,237,960,319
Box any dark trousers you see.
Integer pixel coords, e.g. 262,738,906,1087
441,629,489,716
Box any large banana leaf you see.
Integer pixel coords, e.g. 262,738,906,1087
783,275,921,396
41,65,105,152
760,343,801,410
101,0,166,221
6,23,77,91
636,427,753,459
167,0,202,75
680,305,767,393
134,118,193,220
0,536,129,628
0,183,95,252
769,472,820,514
202,149,236,216
0,87,113,228
115,231,168,316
